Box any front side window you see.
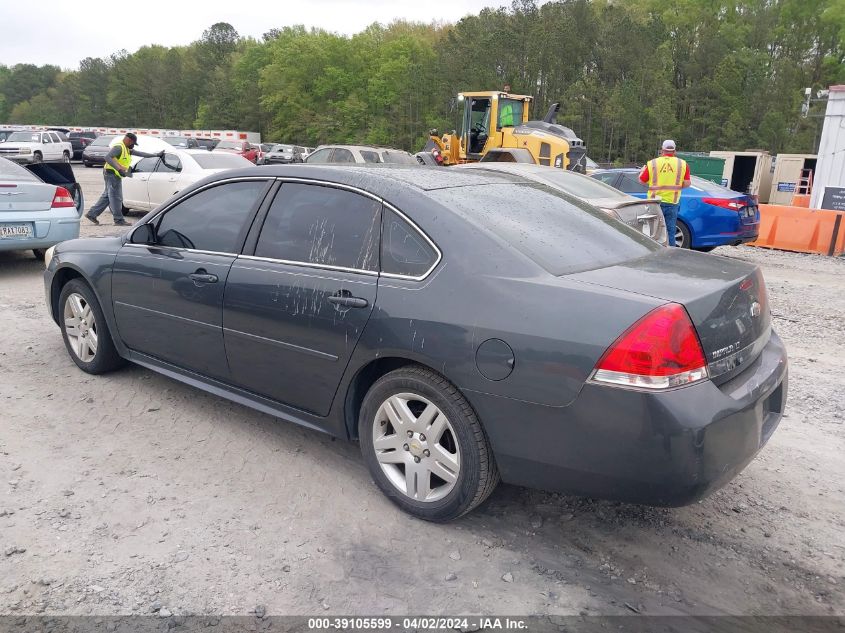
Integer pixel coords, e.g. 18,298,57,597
154,180,267,252
133,157,159,173
255,183,381,271
381,210,438,278
305,148,332,163
156,154,182,173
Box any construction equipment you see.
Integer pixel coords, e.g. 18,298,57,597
426,91,587,172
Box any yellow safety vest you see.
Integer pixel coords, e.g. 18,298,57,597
105,142,131,178
500,102,515,127
646,155,687,204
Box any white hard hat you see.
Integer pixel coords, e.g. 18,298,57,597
662,139,676,151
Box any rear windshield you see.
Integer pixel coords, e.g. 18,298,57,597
192,153,252,169
432,183,659,275
381,151,417,165
272,145,293,153
526,169,629,200
691,176,740,195
0,157,39,182
89,136,116,146
165,137,189,147
69,131,97,139
215,141,240,150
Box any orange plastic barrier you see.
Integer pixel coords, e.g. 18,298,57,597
750,205,845,256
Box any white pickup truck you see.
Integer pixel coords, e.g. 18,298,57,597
0,130,73,164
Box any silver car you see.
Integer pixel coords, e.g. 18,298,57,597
459,162,668,245
0,157,81,258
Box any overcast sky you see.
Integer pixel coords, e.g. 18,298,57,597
1,0,508,69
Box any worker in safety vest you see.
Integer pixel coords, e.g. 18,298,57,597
638,139,691,246
86,133,162,226
499,101,516,127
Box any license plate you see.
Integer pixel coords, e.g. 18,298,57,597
0,223,33,239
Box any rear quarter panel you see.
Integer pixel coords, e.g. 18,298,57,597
340,189,664,414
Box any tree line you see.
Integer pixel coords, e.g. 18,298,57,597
1,0,842,164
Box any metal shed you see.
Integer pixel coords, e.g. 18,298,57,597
769,154,817,205
709,150,775,203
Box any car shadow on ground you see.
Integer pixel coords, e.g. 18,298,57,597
0,250,46,273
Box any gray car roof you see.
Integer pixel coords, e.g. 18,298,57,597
216,164,529,193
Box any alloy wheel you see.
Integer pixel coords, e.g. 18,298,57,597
63,292,98,363
372,393,461,503
675,226,685,248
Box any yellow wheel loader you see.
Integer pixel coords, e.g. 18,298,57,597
426,91,587,172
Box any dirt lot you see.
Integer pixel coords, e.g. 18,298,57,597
0,166,843,617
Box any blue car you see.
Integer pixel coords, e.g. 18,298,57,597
591,168,760,250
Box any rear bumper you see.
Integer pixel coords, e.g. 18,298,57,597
468,331,787,506
82,154,107,165
0,211,81,252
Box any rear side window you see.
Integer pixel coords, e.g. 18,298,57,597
432,183,659,275
592,172,618,187
255,183,380,271
360,150,381,163
381,210,438,278
620,173,647,193
155,180,267,252
331,148,355,163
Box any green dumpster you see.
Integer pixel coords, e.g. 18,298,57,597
677,152,725,184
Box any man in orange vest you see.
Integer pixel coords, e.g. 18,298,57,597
639,140,691,246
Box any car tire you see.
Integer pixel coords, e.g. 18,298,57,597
697,246,716,253
32,249,46,260
62,151,70,162
83,162,92,168
675,221,691,249
359,366,499,522
59,279,126,374
32,152,43,164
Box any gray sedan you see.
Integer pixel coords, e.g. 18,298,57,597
44,165,786,521
459,162,668,245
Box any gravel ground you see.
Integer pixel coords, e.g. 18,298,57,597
0,166,842,617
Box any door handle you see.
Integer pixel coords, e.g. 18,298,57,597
189,269,218,284
328,290,368,309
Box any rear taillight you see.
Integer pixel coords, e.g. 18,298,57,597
591,303,708,390
703,197,743,211
51,187,75,208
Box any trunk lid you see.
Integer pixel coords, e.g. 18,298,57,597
567,249,771,381
0,182,54,212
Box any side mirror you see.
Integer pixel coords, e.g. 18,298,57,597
129,223,155,245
